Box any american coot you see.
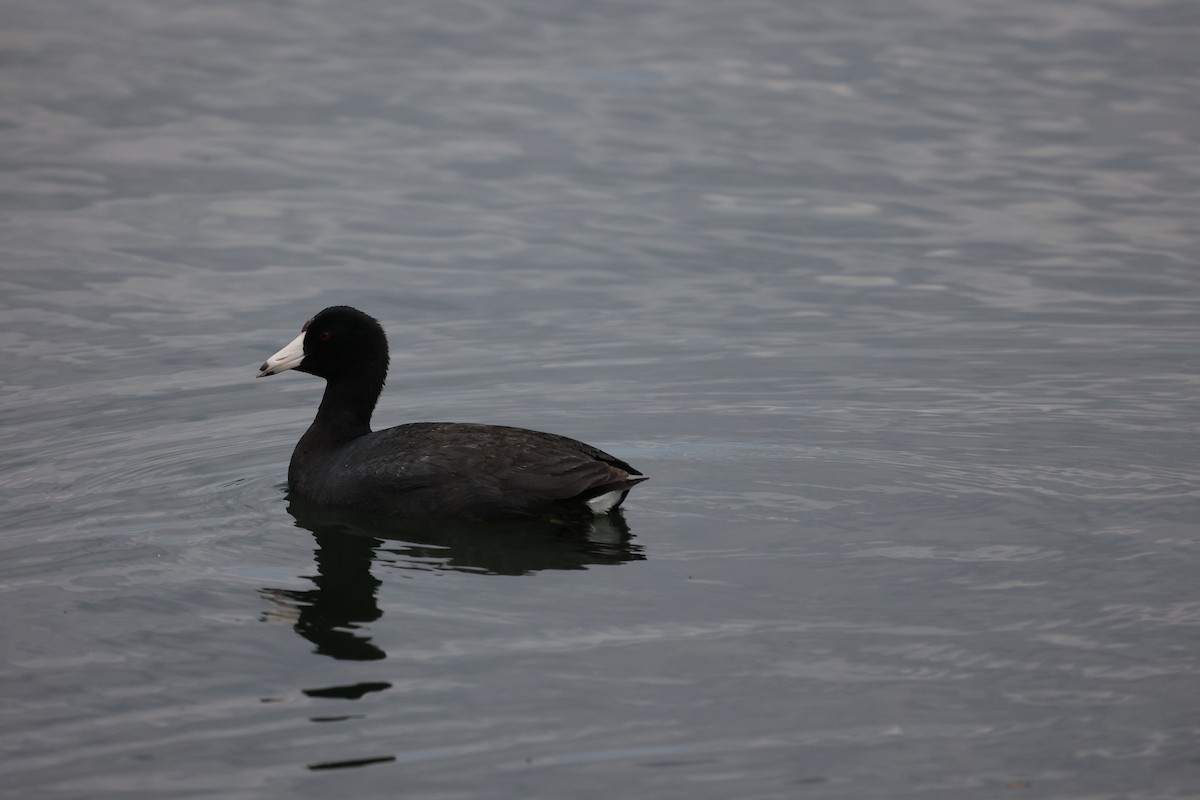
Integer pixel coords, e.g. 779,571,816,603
258,306,646,520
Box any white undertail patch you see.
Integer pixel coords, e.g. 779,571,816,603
585,490,624,515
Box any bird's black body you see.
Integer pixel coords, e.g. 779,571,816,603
260,306,646,520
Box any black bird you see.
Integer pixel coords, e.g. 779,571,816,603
258,306,646,520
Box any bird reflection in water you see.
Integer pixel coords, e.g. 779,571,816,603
260,493,645,664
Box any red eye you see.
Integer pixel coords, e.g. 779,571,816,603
319,331,332,341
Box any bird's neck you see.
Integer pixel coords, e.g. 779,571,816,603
302,376,381,450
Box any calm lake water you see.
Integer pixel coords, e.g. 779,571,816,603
2,0,1199,797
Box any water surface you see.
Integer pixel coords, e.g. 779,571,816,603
2,0,1199,797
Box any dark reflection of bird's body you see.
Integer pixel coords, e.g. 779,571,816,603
260,493,645,663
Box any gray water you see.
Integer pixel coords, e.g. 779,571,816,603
2,0,1199,797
